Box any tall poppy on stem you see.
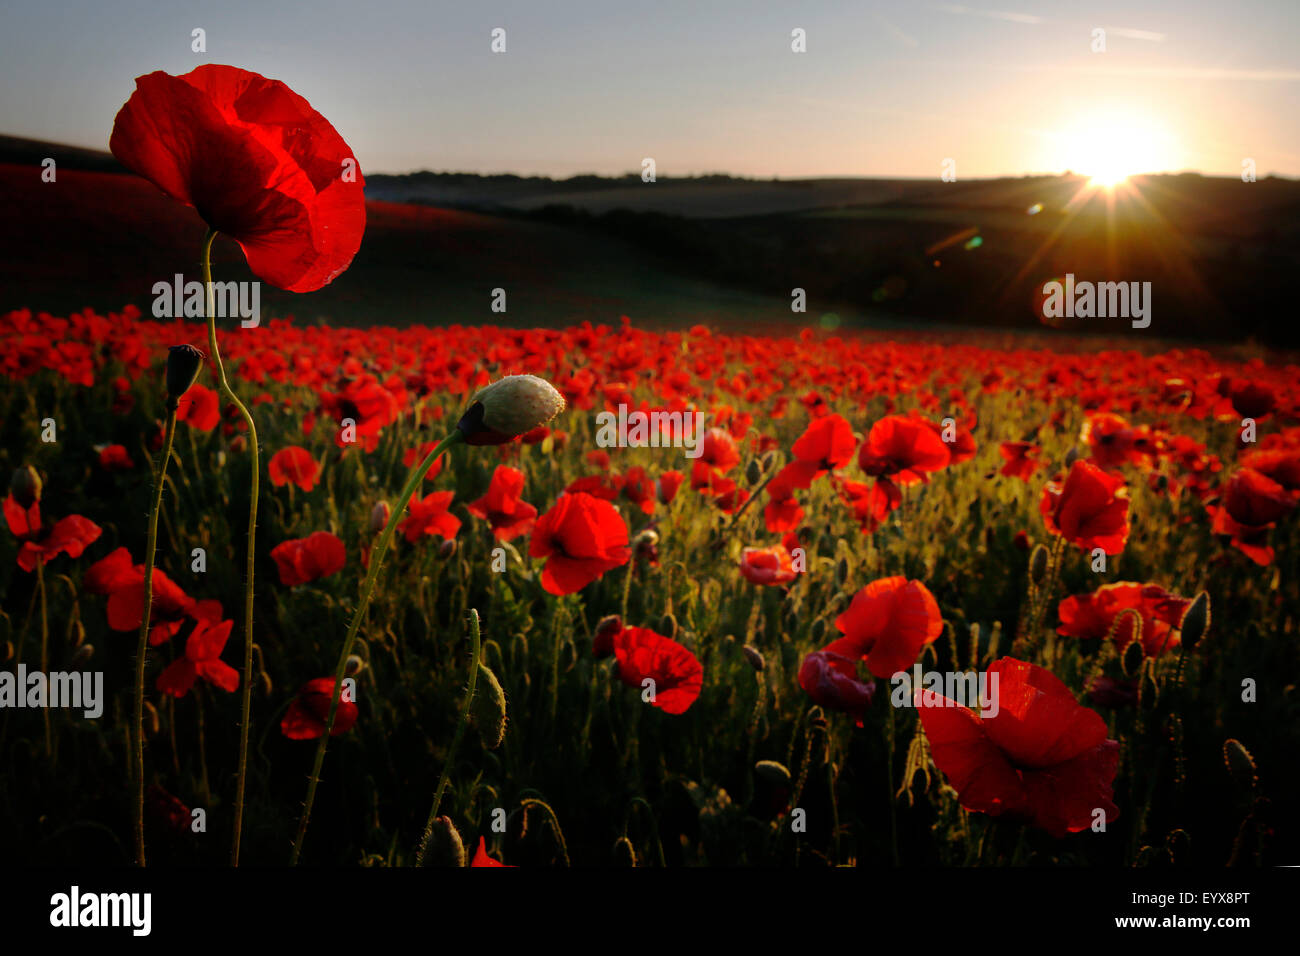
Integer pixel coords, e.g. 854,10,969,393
290,375,564,864
111,64,367,866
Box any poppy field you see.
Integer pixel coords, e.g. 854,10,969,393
0,58,1296,885
2,302,1296,867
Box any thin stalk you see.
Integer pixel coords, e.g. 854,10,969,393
290,429,464,864
133,407,178,866
200,230,263,867
415,608,481,865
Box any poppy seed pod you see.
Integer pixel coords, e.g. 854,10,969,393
422,816,467,867
165,344,205,410
456,374,565,446
1028,543,1049,587
10,466,42,508
470,663,507,749
1180,591,1210,651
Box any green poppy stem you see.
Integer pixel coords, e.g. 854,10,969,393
133,406,178,866
200,229,262,867
415,607,481,866
290,429,464,865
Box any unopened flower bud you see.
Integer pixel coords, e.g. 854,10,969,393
593,614,622,657
1029,543,1049,587
71,644,95,668
745,458,763,485
369,500,391,533
1180,591,1210,651
456,374,565,446
10,466,42,508
1223,738,1257,790
438,538,458,560
165,344,204,410
659,612,678,640
345,654,366,677
470,663,508,750
742,644,765,672
422,815,467,867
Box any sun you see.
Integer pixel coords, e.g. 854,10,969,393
1050,107,1175,189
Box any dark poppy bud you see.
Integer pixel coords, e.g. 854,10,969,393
1180,591,1210,651
369,501,391,533
470,663,507,749
1064,445,1080,468
1122,636,1145,677
345,654,366,677
742,644,765,672
10,466,42,508
1028,543,1049,587
1223,738,1257,790
165,344,204,410
71,644,95,668
422,816,467,867
834,556,849,588
593,614,623,657
745,458,763,485
438,538,458,560
755,760,791,787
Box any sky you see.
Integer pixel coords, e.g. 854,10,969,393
0,0,1297,179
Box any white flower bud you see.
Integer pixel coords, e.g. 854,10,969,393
456,374,565,445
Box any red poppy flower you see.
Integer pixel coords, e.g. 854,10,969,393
4,495,102,572
691,428,741,488
923,415,977,465
175,383,220,431
529,492,630,596
857,415,950,485
620,466,657,516
1040,459,1130,555
739,545,798,586
763,477,805,533
829,576,943,678
918,658,1120,838
798,650,876,724
268,446,321,492
471,836,512,867
1057,582,1192,657
657,470,685,505
398,491,461,543
98,444,134,471
835,477,900,534
609,626,703,715
1207,467,1295,565
467,466,538,541
998,441,1040,481
84,546,218,645
280,678,359,739
780,413,856,487
402,442,445,482
271,531,346,586
110,65,366,292
156,617,239,697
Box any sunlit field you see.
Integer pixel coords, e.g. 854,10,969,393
2,306,1294,866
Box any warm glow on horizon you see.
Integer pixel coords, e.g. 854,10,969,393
1048,107,1180,188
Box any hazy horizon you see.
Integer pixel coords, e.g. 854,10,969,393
1,0,1297,179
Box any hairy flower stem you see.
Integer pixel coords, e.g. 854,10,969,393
200,230,262,867
132,407,178,866
415,608,481,866
290,429,464,864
